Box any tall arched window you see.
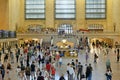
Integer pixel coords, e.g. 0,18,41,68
25,0,45,19
85,0,106,19
55,0,76,19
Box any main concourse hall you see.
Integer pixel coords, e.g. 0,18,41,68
0,0,120,80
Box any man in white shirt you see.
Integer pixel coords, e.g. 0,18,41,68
67,64,75,80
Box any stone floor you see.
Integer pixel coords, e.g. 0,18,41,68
1,47,120,80
55,47,120,80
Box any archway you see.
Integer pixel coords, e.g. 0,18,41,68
58,24,73,34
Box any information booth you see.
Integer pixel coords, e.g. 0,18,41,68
50,39,78,57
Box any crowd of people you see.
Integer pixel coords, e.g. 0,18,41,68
0,38,119,80
0,39,90,80
0,42,57,80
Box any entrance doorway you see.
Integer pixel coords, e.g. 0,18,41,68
90,38,113,48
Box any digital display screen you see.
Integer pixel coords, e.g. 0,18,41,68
0,30,3,38
2,31,9,38
0,30,16,39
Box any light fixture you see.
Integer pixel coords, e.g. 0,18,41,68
62,39,67,43
32,38,38,41
60,46,63,48
65,46,68,48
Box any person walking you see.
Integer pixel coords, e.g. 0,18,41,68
59,56,62,67
67,63,70,80
46,62,51,75
117,48,119,62
94,53,98,63
55,52,60,67
16,51,19,63
19,54,24,67
4,53,8,62
77,62,83,80
86,64,93,80
10,51,14,63
75,59,78,70
106,59,111,69
26,55,30,67
85,52,89,63
1,64,5,80
38,53,41,66
67,65,75,80
117,48,119,54
105,68,112,80
25,66,31,80
6,63,11,80
50,66,56,80
31,62,36,80
44,68,49,80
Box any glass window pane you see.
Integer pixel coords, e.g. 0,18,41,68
25,0,45,19
26,9,45,13
56,9,75,13
56,5,75,8
55,0,76,19
56,1,75,4
85,0,106,19
56,14,75,18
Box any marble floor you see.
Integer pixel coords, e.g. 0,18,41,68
58,48,120,80
1,47,120,80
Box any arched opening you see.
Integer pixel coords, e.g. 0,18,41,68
58,24,73,35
